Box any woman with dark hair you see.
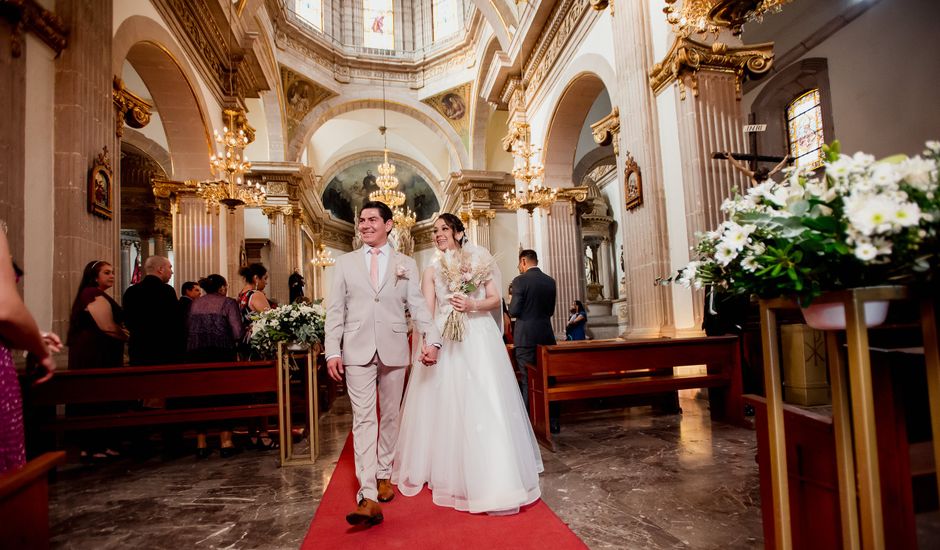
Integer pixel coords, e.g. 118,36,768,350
565,300,588,341
393,212,543,514
66,259,127,460
186,274,243,458
67,260,127,370
238,263,271,332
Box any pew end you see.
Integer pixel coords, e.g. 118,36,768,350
0,451,66,550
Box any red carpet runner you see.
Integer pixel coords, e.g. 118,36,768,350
301,434,588,549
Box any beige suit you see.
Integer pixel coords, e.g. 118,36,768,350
324,246,441,503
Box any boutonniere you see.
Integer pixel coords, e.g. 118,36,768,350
395,263,408,285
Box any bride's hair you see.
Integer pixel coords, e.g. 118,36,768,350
437,213,467,246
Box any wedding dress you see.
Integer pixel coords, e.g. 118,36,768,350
392,244,543,514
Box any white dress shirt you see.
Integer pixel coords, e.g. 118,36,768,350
363,242,392,285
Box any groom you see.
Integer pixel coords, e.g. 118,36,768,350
324,200,442,527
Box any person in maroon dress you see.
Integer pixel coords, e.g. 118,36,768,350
67,260,127,460
0,228,60,474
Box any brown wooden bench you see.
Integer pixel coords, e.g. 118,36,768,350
23,361,277,446
0,451,65,550
529,335,745,450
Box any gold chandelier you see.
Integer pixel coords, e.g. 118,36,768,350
197,109,266,210
664,0,792,37
310,242,335,267
503,122,557,216
367,72,414,230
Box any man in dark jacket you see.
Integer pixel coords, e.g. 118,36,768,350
123,255,183,365
509,249,557,421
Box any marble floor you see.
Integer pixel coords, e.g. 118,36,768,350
47,394,768,549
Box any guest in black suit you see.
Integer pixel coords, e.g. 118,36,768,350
179,281,201,317
123,255,183,365
509,249,557,415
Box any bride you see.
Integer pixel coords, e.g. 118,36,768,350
392,213,543,514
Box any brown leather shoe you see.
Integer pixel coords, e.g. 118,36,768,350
377,479,395,502
345,498,383,527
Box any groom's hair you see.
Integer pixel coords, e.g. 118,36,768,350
361,200,393,223
519,249,539,265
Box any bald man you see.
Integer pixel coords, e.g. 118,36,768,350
122,255,183,365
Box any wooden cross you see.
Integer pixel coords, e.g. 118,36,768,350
712,113,790,184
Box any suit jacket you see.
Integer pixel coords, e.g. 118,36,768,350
509,267,557,347
123,275,183,365
324,246,441,367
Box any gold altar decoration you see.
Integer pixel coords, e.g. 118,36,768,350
112,76,152,138
664,0,793,37
649,37,774,100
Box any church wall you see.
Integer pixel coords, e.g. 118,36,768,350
121,62,171,153
484,109,513,173
23,34,58,330
0,17,27,313
573,91,612,168
743,0,940,158
245,207,272,240
490,211,520,298
245,97,272,163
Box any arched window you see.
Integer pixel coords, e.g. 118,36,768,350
786,89,825,169
364,0,394,50
432,0,460,42
295,0,323,31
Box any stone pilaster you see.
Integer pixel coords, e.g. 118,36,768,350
52,0,118,335
545,200,583,337
172,194,221,290
459,209,496,250
224,207,245,296
609,0,674,338
263,206,290,306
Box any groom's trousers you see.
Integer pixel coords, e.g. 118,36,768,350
345,353,406,503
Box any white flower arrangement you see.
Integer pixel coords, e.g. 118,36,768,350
675,140,940,304
248,302,326,358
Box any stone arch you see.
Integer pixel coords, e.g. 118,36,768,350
289,94,470,170
573,147,616,188
469,0,514,51
320,151,443,203
750,58,834,163
121,128,172,177
112,16,214,180
470,35,502,169
541,72,610,188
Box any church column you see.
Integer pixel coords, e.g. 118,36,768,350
545,199,585,336
224,207,245,296
263,206,290,306
172,194,221,291
51,0,118,335
459,209,495,250
649,37,774,333
598,237,615,300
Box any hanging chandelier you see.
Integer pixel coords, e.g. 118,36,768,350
197,109,266,210
367,71,414,230
310,242,335,267
503,121,557,216
664,0,793,37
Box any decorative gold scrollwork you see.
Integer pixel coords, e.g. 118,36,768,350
649,37,774,100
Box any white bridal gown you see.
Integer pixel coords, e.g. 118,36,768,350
392,246,543,514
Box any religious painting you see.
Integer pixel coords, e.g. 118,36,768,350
281,66,336,142
88,146,114,219
623,153,642,211
422,82,471,151
321,156,440,224
363,0,394,50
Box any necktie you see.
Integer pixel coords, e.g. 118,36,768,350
370,248,381,289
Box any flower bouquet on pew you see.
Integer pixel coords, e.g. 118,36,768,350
675,140,940,306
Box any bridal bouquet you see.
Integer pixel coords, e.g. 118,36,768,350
438,248,495,341
675,140,940,304
248,302,326,358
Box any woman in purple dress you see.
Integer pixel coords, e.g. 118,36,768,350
0,228,60,474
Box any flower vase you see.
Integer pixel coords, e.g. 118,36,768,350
800,300,890,331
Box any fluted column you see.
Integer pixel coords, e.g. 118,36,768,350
459,209,495,250
263,206,290,306
544,201,583,337
172,195,221,290
610,0,674,338
225,207,245,295
599,237,615,300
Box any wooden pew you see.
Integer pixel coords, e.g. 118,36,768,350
529,335,745,450
0,451,65,550
23,361,277,444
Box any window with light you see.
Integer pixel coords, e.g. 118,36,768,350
432,0,460,42
786,89,825,169
295,0,323,31
364,0,395,50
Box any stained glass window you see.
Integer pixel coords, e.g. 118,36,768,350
364,0,394,50
295,0,322,31
786,89,825,170
432,0,460,42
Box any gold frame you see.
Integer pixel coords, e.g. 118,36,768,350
88,147,114,220
624,153,643,210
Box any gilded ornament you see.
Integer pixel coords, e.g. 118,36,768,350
649,37,774,99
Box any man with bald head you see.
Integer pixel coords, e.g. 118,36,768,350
122,255,183,365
